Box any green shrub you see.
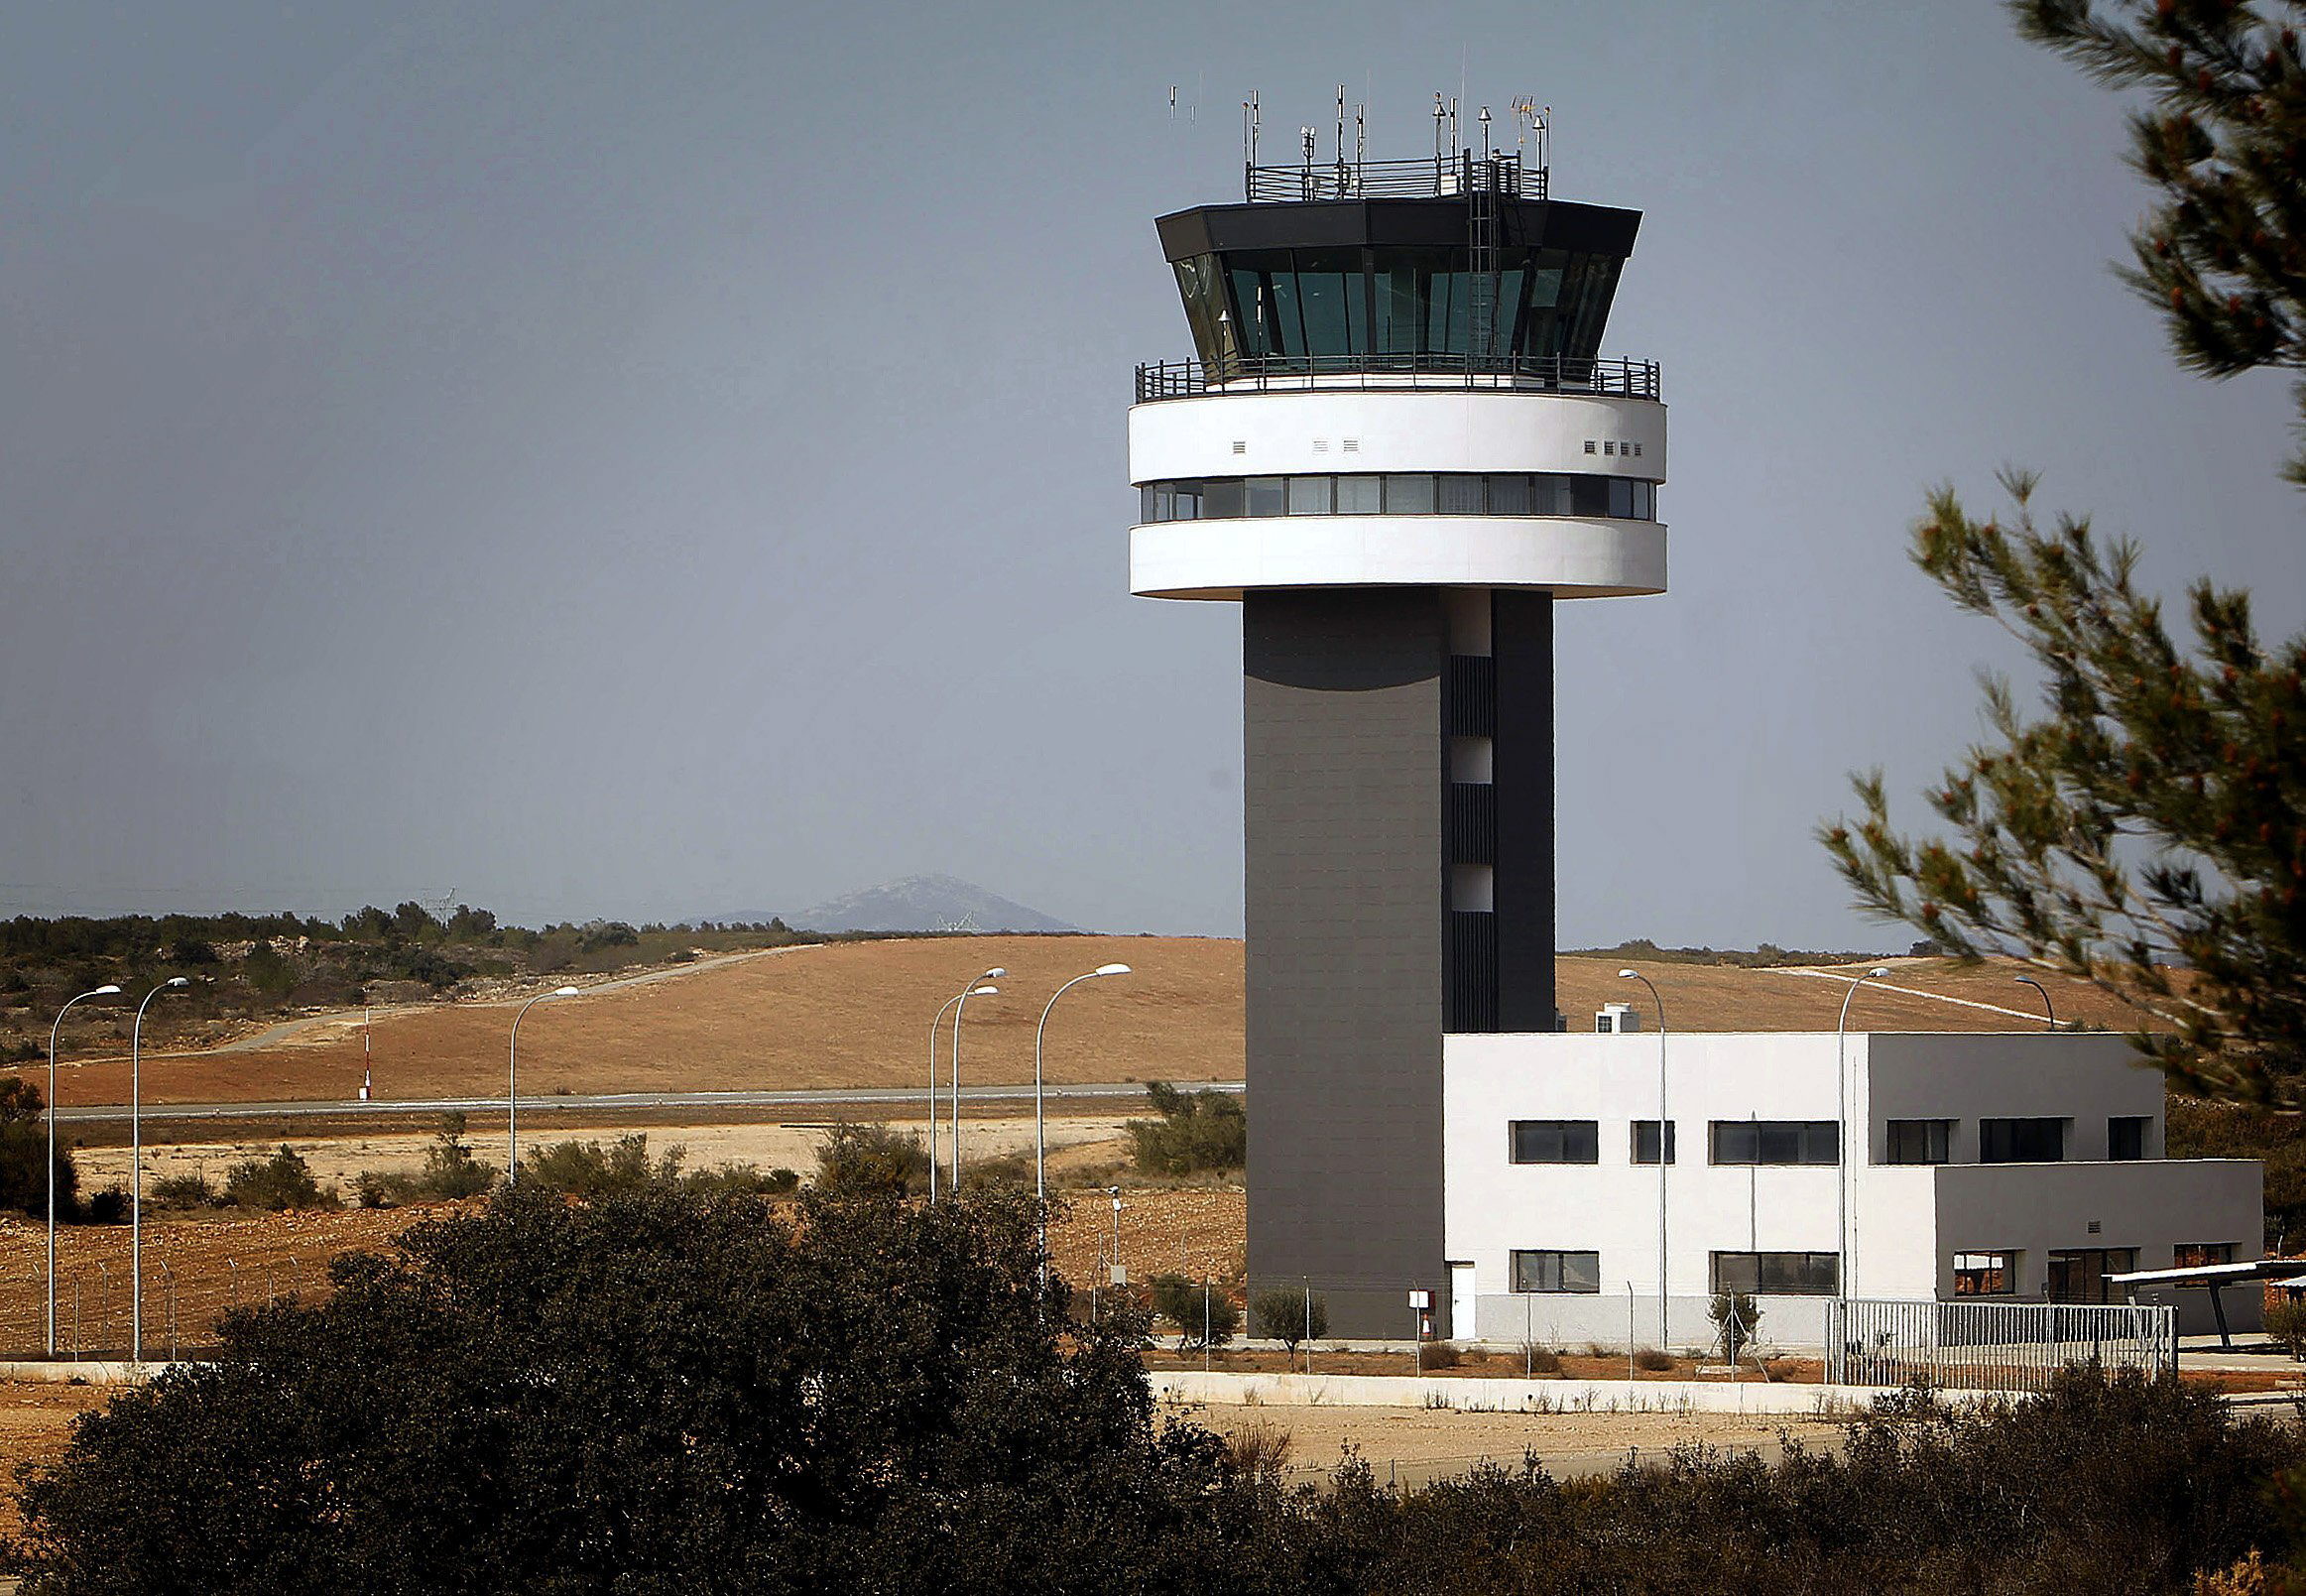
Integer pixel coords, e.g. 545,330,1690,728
150,1171,215,1209
1150,1272,1238,1348
813,1123,928,1198
223,1147,336,1211
352,1170,404,1209
1710,1290,1762,1362
678,1163,799,1199
0,1078,77,1221
1125,1082,1246,1176
2265,1296,2306,1360
524,1134,670,1197
416,1113,494,1199
1250,1288,1327,1352
958,1151,1032,1192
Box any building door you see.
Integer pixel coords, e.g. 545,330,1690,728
1449,1261,1477,1342
2047,1248,2138,1304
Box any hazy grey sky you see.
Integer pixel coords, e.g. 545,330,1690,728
4,2,2301,943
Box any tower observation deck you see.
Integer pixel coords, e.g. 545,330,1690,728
1127,140,1666,1336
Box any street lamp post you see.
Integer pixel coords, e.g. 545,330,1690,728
46,984,120,1358
131,977,189,1363
947,968,1005,1189
1033,965,1132,1205
507,986,582,1185
2014,975,2056,1030
1835,966,1892,1304
1619,968,1667,1348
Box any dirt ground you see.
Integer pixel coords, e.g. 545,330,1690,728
1184,1400,1853,1487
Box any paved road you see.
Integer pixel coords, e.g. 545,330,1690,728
50,1080,1246,1125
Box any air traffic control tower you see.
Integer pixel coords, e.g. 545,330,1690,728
1128,113,1665,1335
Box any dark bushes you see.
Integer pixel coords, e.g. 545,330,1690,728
1126,1081,1247,1176
1232,1369,2302,1594
222,1148,335,1211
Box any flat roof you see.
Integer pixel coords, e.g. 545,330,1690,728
2108,1260,2277,1288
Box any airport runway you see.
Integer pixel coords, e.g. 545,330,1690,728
50,1080,1246,1125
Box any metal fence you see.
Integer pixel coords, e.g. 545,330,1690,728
1824,1296,2177,1393
1135,352,1663,403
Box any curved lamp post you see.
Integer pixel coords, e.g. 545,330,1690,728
1618,968,1667,1347
928,983,999,1201
1034,965,1132,1205
927,993,963,1203
46,984,120,1358
948,969,1006,1189
131,977,190,1362
1835,966,1892,1304
2014,975,2056,1031
507,986,582,1185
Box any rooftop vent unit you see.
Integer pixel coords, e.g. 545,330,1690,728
1595,1002,1641,1035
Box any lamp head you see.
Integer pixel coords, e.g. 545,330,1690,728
1618,968,1638,980
92,984,122,996
1868,966,1890,979
1094,963,1131,977
971,984,999,996
165,976,189,988
983,966,1008,979
552,985,581,997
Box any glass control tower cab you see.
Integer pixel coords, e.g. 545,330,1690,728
1127,146,1666,1336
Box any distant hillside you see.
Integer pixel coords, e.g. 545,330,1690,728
735,875,1080,935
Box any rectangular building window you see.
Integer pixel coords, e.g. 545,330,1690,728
1285,475,1333,515
1979,1117,2066,1164
1631,1120,1676,1165
1709,1121,1840,1166
1607,476,1635,518
1487,474,1531,516
1384,474,1435,514
2047,1247,2136,1304
2108,1116,2148,1161
1511,1250,1601,1293
1711,1251,1839,1295
1529,473,1572,515
1244,476,1286,518
1885,1119,1954,1166
1335,474,1382,514
1437,474,1485,515
1201,478,1244,518
1509,1120,1599,1165
1953,1251,2015,1295
2174,1242,2237,1268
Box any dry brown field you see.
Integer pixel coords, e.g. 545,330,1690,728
21,935,1244,1107
13,938,2152,1115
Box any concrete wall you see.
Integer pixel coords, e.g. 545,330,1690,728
1934,1160,2262,1334
1867,1033,2164,1162
1244,589,1447,1336
1442,1031,2264,1342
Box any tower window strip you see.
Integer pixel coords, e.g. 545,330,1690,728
1141,473,1656,524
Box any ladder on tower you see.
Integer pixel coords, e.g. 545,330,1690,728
1466,151,1503,365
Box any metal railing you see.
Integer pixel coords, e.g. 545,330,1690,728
1136,352,1661,403
1824,1297,2177,1393
1245,151,1545,203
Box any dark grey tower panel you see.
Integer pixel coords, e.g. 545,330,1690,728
1493,593,1558,1032
1243,589,1449,1337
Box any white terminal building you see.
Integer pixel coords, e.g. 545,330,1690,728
1125,110,2261,1346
